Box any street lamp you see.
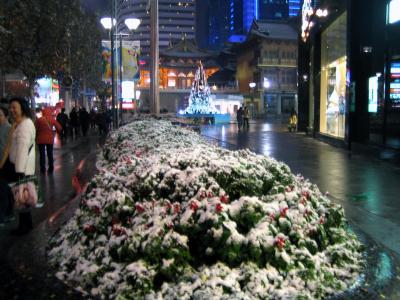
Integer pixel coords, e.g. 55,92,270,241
125,18,141,31
101,17,140,128
101,17,117,129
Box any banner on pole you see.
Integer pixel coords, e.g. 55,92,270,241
121,40,140,81
101,41,112,82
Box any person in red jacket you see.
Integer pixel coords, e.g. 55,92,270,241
35,108,62,173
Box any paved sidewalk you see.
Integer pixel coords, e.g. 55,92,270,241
0,133,102,299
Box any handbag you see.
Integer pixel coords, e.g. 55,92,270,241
9,176,43,209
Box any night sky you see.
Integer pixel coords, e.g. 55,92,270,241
80,0,110,14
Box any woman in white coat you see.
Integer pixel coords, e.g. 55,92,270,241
8,97,36,235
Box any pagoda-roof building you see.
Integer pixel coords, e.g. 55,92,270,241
139,38,219,90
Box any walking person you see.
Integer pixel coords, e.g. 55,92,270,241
35,107,62,174
5,97,36,235
236,107,243,131
89,108,97,133
69,107,80,138
56,108,69,141
79,107,90,136
243,106,250,129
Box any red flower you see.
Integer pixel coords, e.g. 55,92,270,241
112,225,126,236
135,203,145,214
216,203,223,214
319,216,325,224
269,213,276,222
83,224,95,234
174,203,181,214
280,207,288,218
200,191,206,199
302,190,310,199
111,216,119,225
275,236,286,250
93,205,101,216
166,222,174,229
220,195,229,204
190,201,199,212
207,191,213,198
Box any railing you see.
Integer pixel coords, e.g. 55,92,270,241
258,58,297,67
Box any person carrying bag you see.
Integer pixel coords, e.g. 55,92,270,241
6,97,37,235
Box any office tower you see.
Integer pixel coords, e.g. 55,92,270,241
289,0,302,17
116,0,196,60
196,0,243,50
243,0,292,32
258,0,289,20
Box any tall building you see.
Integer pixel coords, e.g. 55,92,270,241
116,0,196,61
196,0,243,50
289,0,302,17
243,0,292,32
258,0,289,20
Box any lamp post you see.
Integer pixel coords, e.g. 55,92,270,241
100,17,117,129
249,82,256,117
101,17,140,128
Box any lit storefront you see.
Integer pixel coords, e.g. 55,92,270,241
298,0,400,149
319,13,347,138
34,77,60,107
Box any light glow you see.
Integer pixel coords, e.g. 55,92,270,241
125,18,141,30
100,17,116,30
388,0,400,24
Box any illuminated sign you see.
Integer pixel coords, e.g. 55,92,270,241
121,81,135,100
390,61,400,108
368,76,378,113
388,0,400,24
122,102,136,110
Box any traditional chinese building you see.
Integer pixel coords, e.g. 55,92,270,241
136,38,220,113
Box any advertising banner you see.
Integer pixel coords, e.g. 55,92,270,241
121,40,140,81
101,41,112,82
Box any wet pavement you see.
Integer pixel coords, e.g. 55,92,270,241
1,120,400,299
0,133,101,299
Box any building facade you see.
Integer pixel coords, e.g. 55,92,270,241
196,0,244,50
235,20,298,117
289,0,302,17
298,0,400,150
116,0,196,62
243,0,291,32
136,38,219,112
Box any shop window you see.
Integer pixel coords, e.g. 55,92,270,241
320,12,347,138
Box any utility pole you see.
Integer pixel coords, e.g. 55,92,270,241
150,0,160,116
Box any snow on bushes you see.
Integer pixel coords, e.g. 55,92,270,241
48,119,364,299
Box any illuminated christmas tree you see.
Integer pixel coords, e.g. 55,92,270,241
183,61,220,114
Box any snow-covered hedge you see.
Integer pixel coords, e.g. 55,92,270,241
49,119,364,299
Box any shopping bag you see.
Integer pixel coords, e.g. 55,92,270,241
9,176,43,209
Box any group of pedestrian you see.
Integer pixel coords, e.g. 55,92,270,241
56,107,111,139
236,106,250,131
56,107,92,141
